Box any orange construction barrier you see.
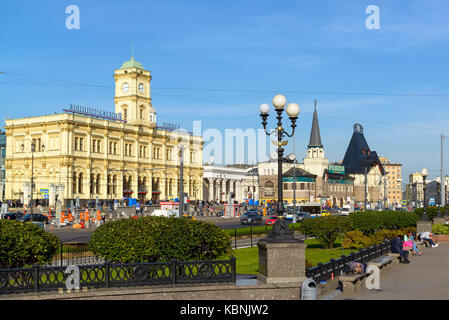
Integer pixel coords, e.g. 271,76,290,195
49,208,52,220
85,210,90,222
61,211,65,223
97,210,101,222
68,212,72,222
80,211,84,221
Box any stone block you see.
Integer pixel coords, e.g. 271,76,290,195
257,239,306,284
417,221,432,235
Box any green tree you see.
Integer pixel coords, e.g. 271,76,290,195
299,216,351,249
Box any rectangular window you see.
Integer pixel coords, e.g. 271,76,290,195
75,137,79,151
79,138,84,151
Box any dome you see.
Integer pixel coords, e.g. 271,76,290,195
120,56,144,70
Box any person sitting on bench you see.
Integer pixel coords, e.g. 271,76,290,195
391,236,410,264
404,232,422,256
420,231,438,248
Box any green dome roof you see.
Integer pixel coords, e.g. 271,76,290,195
120,56,144,70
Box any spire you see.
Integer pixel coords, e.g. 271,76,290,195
308,99,323,147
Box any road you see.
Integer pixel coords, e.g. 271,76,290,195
48,216,273,242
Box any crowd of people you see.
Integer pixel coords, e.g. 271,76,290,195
349,230,440,274
391,231,439,264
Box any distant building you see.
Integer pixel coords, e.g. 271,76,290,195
0,131,5,201
379,157,403,207
258,101,355,207
405,172,424,207
202,165,258,203
341,123,385,209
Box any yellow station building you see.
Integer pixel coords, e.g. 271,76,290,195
3,56,203,207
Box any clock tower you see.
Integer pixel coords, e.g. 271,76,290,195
114,55,156,126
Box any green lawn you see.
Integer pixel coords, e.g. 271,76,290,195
221,238,357,275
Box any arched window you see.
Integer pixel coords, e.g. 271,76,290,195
73,173,77,194
96,174,101,194
78,173,83,194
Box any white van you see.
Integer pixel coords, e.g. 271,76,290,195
151,209,177,218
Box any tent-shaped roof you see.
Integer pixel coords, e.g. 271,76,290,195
308,100,323,148
283,167,316,179
342,124,385,175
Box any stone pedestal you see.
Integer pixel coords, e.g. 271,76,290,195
257,239,306,284
433,217,445,224
417,221,432,234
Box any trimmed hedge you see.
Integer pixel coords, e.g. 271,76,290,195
88,217,232,263
348,211,419,235
0,220,60,268
343,227,416,249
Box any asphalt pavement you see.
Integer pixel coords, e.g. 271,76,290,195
334,242,449,300
48,216,256,242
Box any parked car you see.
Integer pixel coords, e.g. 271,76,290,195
18,213,49,224
265,215,282,226
2,211,23,220
182,214,197,221
240,212,262,225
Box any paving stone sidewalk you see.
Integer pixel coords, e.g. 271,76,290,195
335,242,449,300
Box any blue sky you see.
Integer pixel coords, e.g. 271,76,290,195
1,0,449,184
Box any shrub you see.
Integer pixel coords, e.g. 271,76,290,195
299,216,351,249
88,217,232,263
343,230,374,249
343,227,417,249
432,223,449,235
348,211,419,235
0,220,60,268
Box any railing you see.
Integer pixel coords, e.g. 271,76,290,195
230,224,304,249
305,239,392,282
0,258,237,295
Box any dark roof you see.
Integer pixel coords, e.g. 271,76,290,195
341,124,385,175
324,169,355,181
283,167,316,178
308,102,323,147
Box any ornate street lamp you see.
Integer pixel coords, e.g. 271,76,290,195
21,140,45,221
421,168,429,221
260,95,300,241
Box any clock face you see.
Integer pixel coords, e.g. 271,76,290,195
138,83,144,93
122,83,129,93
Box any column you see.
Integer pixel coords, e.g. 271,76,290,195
221,179,228,202
208,178,214,202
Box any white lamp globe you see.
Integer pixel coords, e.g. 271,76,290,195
421,168,428,178
259,103,270,115
272,94,287,110
286,103,300,118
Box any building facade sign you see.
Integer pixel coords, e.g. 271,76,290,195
64,105,125,122
329,164,345,174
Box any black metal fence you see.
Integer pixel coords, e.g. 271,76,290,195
305,239,392,283
46,242,104,267
231,224,304,249
0,258,237,294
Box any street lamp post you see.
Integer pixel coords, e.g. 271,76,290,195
421,168,429,220
21,140,45,221
260,95,300,240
